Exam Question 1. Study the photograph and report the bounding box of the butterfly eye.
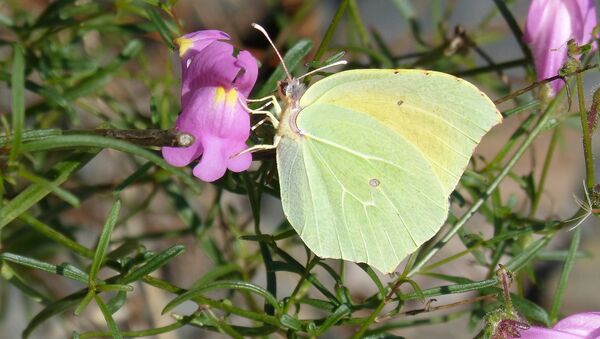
[277,80,288,98]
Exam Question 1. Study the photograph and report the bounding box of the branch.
[66,129,194,147]
[494,64,597,105]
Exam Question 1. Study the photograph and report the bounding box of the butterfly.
[248,24,502,273]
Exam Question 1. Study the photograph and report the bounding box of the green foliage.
[0,1,597,338]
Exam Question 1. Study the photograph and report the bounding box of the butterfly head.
[278,78,306,103]
[252,23,346,106]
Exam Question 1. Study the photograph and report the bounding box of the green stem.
[313,0,349,62]
[347,0,370,48]
[491,0,532,67]
[19,213,95,258]
[8,44,25,166]
[577,72,595,190]
[530,128,560,216]
[142,277,283,328]
[456,58,527,77]
[549,227,581,323]
[408,87,566,277]
[78,322,185,338]
[483,113,537,172]
[353,251,420,338]
[352,299,387,339]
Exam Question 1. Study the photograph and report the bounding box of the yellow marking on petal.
[214,87,226,104]
[176,37,192,57]
[225,89,239,107]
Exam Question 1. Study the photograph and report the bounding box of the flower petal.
[553,312,600,337]
[523,0,551,43]
[193,136,228,182]
[518,326,582,339]
[162,142,203,167]
[227,142,252,173]
[176,30,230,60]
[570,0,597,45]
[185,87,251,139]
[176,87,252,181]
[525,0,574,93]
[524,0,598,94]
[182,40,258,106]
[233,50,259,97]
[161,101,207,167]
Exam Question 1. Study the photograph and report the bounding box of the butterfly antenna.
[252,23,292,81]
[297,60,348,80]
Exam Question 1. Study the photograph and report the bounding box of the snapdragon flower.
[523,0,597,94]
[162,30,258,182]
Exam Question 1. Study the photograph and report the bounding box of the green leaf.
[358,263,385,295]
[537,250,589,261]
[146,8,176,49]
[23,290,87,339]
[0,128,62,146]
[57,1,98,20]
[190,264,240,289]
[162,280,282,315]
[20,134,202,193]
[94,294,123,339]
[0,263,49,304]
[511,293,551,327]
[89,200,121,286]
[279,314,302,331]
[20,213,95,258]
[74,290,95,316]
[550,227,581,322]
[96,284,133,292]
[298,297,336,311]
[0,152,95,230]
[400,279,497,301]
[78,321,187,338]
[119,244,185,284]
[8,43,25,165]
[17,169,80,207]
[316,304,351,335]
[106,291,127,315]
[0,252,89,284]
[63,40,142,100]
[113,161,153,194]
[504,236,551,273]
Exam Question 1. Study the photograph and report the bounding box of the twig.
[377,294,495,321]
[494,64,597,105]
[67,129,194,147]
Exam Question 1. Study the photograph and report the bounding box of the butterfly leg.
[232,135,281,158]
[246,95,282,115]
[251,117,269,131]
[244,95,281,129]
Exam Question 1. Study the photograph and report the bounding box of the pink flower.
[162,30,258,182]
[523,0,597,94]
[516,312,600,338]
